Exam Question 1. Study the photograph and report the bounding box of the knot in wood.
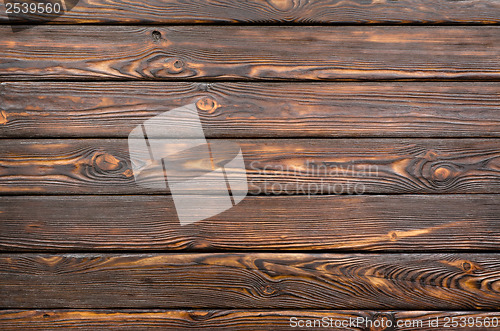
[262,284,277,295]
[196,97,219,113]
[151,30,162,42]
[389,231,398,241]
[428,163,459,187]
[95,153,121,171]
[165,59,185,74]
[432,166,451,181]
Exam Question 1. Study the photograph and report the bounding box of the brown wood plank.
[1,195,499,251]
[1,310,499,330]
[1,139,499,194]
[1,0,500,24]
[1,26,500,81]
[2,82,500,138]
[1,253,500,309]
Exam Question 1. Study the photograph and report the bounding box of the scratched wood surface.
[2,82,500,138]
[1,139,499,194]
[1,195,499,251]
[2,0,500,24]
[2,26,500,81]
[1,253,499,309]
[1,310,499,330]
[1,1,500,329]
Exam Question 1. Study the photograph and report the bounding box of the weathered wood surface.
[1,253,500,309]
[1,195,499,251]
[2,26,500,81]
[0,139,499,194]
[2,0,500,24]
[2,82,500,138]
[1,310,499,330]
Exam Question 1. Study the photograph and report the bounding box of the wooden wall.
[1,0,499,329]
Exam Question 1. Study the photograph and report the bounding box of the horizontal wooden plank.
[1,139,499,194]
[2,0,500,24]
[1,195,499,251]
[2,82,500,138]
[1,310,499,330]
[1,253,500,309]
[2,26,500,81]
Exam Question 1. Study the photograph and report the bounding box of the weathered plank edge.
[2,82,500,138]
[1,0,500,24]
[1,253,500,309]
[0,309,499,330]
[2,26,500,81]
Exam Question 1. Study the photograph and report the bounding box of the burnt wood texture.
[1,26,500,81]
[1,0,500,24]
[0,139,499,194]
[1,0,500,329]
[1,195,499,251]
[0,310,499,330]
[1,253,500,309]
[1,82,500,138]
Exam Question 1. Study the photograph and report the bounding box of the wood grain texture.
[1,0,500,24]
[1,310,499,330]
[1,139,499,194]
[1,253,500,309]
[2,82,500,138]
[2,26,500,81]
[1,195,499,251]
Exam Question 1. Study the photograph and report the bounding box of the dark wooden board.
[1,139,499,194]
[1,195,499,251]
[1,253,500,309]
[0,0,498,323]
[1,0,500,24]
[2,26,500,81]
[1,310,499,330]
[2,82,500,138]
